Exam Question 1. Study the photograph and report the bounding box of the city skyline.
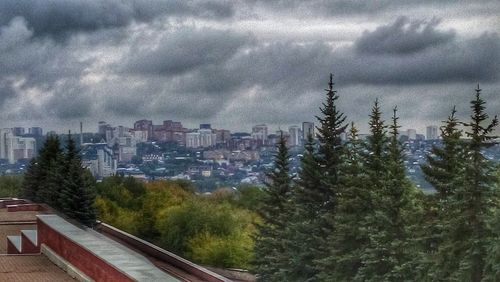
[0,1,498,134]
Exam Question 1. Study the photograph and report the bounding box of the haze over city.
[0,0,498,134]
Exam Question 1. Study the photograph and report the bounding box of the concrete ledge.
[41,244,94,282]
[99,223,231,282]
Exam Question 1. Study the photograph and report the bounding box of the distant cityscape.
[1,121,499,191]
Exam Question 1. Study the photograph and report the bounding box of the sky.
[0,0,498,134]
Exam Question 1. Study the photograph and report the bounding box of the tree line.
[22,133,96,227]
[95,177,259,268]
[253,75,499,282]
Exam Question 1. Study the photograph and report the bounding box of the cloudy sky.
[0,0,498,134]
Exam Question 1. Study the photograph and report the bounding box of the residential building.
[251,124,268,146]
[0,129,36,164]
[426,125,439,140]
[302,122,314,140]
[81,143,117,179]
[407,129,417,140]
[288,125,301,146]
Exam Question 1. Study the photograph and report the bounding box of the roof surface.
[0,255,74,281]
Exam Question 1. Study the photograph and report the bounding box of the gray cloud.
[0,0,235,38]
[124,27,252,76]
[355,17,455,55]
[0,0,497,134]
[251,0,500,18]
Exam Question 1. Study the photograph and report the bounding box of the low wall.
[0,199,28,209]
[37,218,133,282]
[99,223,231,282]
[7,204,44,212]
[21,233,39,253]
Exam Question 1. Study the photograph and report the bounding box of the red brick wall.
[6,239,20,254]
[37,218,133,282]
[21,233,39,253]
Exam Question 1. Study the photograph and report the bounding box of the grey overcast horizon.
[0,0,498,135]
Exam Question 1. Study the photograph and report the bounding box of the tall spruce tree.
[59,133,97,227]
[433,85,498,281]
[383,106,416,280]
[419,106,465,279]
[421,106,464,199]
[253,133,293,281]
[23,135,63,204]
[352,99,387,281]
[286,133,324,281]
[314,74,348,256]
[357,105,417,281]
[22,158,40,201]
[319,122,369,281]
[363,99,387,191]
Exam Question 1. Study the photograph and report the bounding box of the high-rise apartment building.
[407,129,417,140]
[288,125,301,146]
[81,143,117,179]
[251,124,268,146]
[28,127,43,136]
[186,129,216,148]
[426,125,439,140]
[302,122,314,140]
[133,120,153,141]
[0,129,36,164]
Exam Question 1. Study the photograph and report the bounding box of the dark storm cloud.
[101,15,500,125]
[0,0,497,133]
[355,17,456,55]
[124,27,252,76]
[0,0,235,38]
[252,0,500,17]
[44,80,94,119]
[0,80,17,107]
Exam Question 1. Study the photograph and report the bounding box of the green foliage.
[253,133,294,281]
[187,230,253,269]
[319,123,369,281]
[234,184,265,211]
[0,175,23,197]
[95,179,257,269]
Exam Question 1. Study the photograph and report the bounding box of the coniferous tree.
[421,106,464,199]
[434,85,498,281]
[357,105,417,281]
[353,99,387,281]
[59,133,97,227]
[418,107,465,279]
[382,106,417,280]
[23,135,63,204]
[319,123,368,281]
[253,133,293,281]
[22,158,40,201]
[314,73,348,260]
[287,133,324,281]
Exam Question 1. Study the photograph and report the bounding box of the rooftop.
[0,255,74,281]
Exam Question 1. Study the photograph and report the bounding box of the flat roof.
[37,214,180,282]
[0,255,74,281]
